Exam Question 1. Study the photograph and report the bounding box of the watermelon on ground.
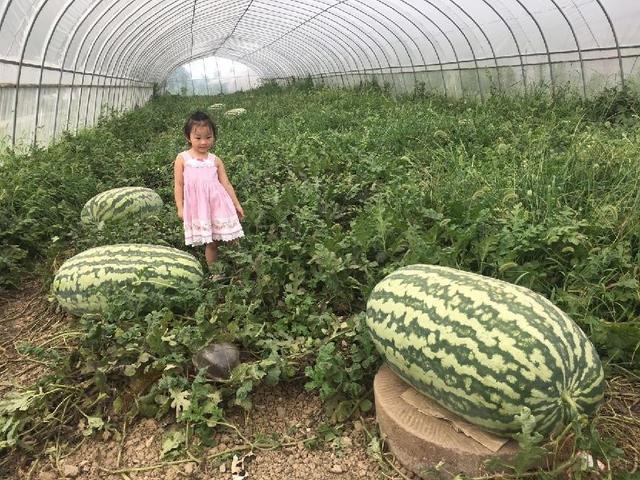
[81,187,163,225]
[365,264,604,437]
[52,244,203,316]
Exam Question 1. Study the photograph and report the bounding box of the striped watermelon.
[224,108,246,117]
[366,264,604,437]
[52,244,203,316]
[81,187,163,225]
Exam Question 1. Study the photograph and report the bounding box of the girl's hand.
[177,208,184,220]
[236,205,245,220]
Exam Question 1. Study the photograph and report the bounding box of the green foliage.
[0,84,639,476]
[304,313,380,422]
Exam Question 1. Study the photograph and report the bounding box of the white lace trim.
[186,218,241,231]
[186,231,244,245]
[184,218,244,246]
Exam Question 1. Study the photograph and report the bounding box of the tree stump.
[374,363,521,479]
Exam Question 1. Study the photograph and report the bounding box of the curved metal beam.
[11,0,49,147]
[125,3,378,89]
[123,12,338,83]
[33,0,80,145]
[417,0,484,99]
[480,0,527,91]
[512,0,555,93]
[548,0,587,98]
[124,1,374,85]
[592,0,625,89]
[447,0,502,91]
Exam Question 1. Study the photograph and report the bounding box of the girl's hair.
[184,111,218,143]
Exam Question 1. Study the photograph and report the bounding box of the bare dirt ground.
[0,285,413,480]
[1,285,639,480]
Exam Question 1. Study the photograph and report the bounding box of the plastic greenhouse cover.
[1,0,638,81]
[1,0,639,146]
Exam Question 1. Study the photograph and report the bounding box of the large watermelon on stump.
[81,187,163,225]
[365,264,604,437]
[52,244,203,316]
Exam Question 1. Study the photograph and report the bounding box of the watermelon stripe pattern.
[52,244,203,316]
[81,187,163,225]
[366,264,604,436]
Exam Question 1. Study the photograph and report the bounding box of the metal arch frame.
[399,0,466,95]
[214,24,355,80]
[158,32,352,91]
[32,0,77,145]
[281,0,396,84]
[126,15,342,87]
[127,12,344,84]
[510,0,555,93]
[389,0,449,95]
[256,0,404,91]
[374,0,495,96]
[128,1,378,89]
[479,0,528,91]
[59,0,143,134]
[89,1,198,125]
[592,0,625,89]
[414,0,485,99]
[240,0,402,91]
[304,2,394,84]
[73,0,154,130]
[53,0,114,136]
[104,0,250,109]
[372,0,432,92]
[547,0,586,98]
[10,0,53,147]
[117,5,325,82]
[246,1,384,86]
[342,0,420,92]
[157,38,311,85]
[0,1,13,31]
[182,0,376,86]
[211,0,254,57]
[276,0,391,85]
[446,0,502,91]
[79,0,196,128]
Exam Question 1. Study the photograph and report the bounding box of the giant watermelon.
[366,264,604,436]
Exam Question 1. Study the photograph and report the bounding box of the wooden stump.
[374,363,521,479]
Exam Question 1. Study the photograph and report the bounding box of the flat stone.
[62,464,80,478]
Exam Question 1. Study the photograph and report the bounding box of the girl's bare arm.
[217,157,244,219]
[174,155,185,218]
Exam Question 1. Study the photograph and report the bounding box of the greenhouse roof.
[1,0,639,146]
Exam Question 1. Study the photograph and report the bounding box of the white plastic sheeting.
[1,0,639,147]
[166,57,262,95]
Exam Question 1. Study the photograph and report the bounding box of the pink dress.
[181,150,244,245]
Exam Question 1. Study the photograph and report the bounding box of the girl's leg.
[205,241,219,266]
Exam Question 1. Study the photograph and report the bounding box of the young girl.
[174,111,244,268]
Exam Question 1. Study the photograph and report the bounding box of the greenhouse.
[1,1,639,479]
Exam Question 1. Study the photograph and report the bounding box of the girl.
[174,111,244,268]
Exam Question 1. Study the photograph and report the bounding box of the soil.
[1,284,639,480]
[0,285,414,480]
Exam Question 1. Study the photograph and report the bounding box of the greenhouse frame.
[1,0,639,147]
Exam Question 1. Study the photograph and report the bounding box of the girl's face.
[188,124,214,155]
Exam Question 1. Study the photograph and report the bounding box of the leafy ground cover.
[0,81,639,478]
